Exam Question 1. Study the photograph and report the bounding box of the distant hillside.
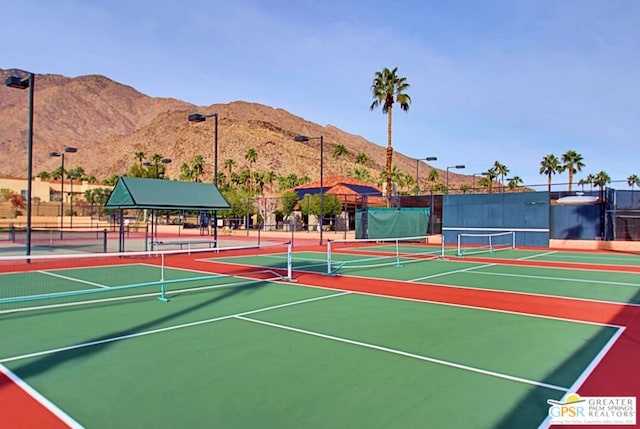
[0,69,468,189]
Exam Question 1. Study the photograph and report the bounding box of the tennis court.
[1,238,639,428]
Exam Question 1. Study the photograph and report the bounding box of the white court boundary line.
[468,270,640,288]
[236,315,569,392]
[536,326,626,429]
[517,250,558,260]
[0,363,83,429]
[1,278,628,426]
[0,291,351,364]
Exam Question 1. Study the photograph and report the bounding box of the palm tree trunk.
[385,106,393,207]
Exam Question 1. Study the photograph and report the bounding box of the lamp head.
[49,152,61,158]
[64,147,78,153]
[5,75,29,89]
[294,135,309,142]
[188,113,206,122]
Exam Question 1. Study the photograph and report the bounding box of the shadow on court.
[495,288,640,428]
[3,279,270,383]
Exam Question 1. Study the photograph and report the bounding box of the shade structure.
[105,177,230,211]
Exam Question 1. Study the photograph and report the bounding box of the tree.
[627,174,640,191]
[355,151,370,166]
[493,160,509,192]
[561,150,585,193]
[224,159,236,185]
[179,162,194,182]
[593,171,611,198]
[369,66,411,207]
[245,148,258,191]
[36,171,51,179]
[486,167,498,193]
[9,193,26,218]
[348,166,373,183]
[460,184,471,194]
[478,175,492,192]
[507,176,523,191]
[134,151,145,168]
[280,191,299,217]
[332,143,349,175]
[191,155,205,182]
[539,154,561,192]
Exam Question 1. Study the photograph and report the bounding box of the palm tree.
[355,151,370,166]
[593,171,611,199]
[224,158,236,181]
[561,150,585,193]
[332,143,349,175]
[134,151,146,168]
[370,66,411,206]
[263,170,277,193]
[191,155,205,182]
[627,174,640,191]
[486,167,498,193]
[245,148,258,191]
[493,160,509,192]
[428,168,439,184]
[577,178,589,192]
[628,174,640,206]
[539,154,561,192]
[179,162,193,182]
[478,176,492,192]
[348,166,373,183]
[507,176,523,191]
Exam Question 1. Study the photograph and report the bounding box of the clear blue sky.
[2,0,639,188]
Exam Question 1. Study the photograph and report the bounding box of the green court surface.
[217,250,640,305]
[1,270,620,428]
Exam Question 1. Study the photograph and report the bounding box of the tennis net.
[456,231,516,256]
[0,241,292,314]
[2,227,109,253]
[326,235,443,275]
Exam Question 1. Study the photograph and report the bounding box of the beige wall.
[0,176,112,203]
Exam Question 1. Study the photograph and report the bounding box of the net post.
[457,233,462,257]
[102,229,107,253]
[489,234,493,253]
[512,231,516,249]
[157,252,170,302]
[327,240,332,275]
[280,242,297,282]
[394,239,403,267]
[441,233,445,259]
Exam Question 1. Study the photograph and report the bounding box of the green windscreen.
[356,207,430,239]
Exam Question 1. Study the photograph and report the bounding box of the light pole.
[415,156,437,195]
[143,158,171,244]
[446,165,466,194]
[5,70,34,257]
[49,147,78,235]
[188,112,219,247]
[472,172,488,193]
[68,173,81,229]
[294,135,324,245]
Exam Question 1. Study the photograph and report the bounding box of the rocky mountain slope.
[1,69,466,189]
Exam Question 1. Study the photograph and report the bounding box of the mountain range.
[0,68,468,191]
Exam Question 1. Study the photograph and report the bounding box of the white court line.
[518,251,558,260]
[411,263,496,282]
[0,363,83,429]
[235,315,569,393]
[536,326,626,429]
[39,270,109,289]
[468,271,640,288]
[0,291,351,364]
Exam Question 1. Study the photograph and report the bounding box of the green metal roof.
[105,177,230,210]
